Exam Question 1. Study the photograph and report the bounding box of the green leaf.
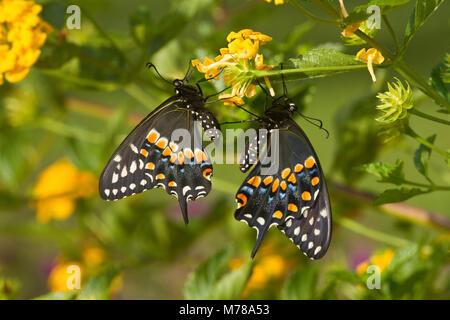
[77,264,122,300]
[362,160,405,185]
[256,49,365,82]
[414,134,436,179]
[429,55,450,103]
[373,187,430,205]
[34,291,78,300]
[404,0,443,48]
[183,247,233,300]
[280,266,319,300]
[209,261,253,300]
[345,0,412,25]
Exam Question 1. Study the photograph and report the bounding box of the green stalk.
[290,0,339,25]
[409,109,450,126]
[338,217,410,247]
[405,126,450,159]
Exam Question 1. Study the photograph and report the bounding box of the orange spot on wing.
[272,210,283,219]
[203,168,212,179]
[195,149,208,163]
[147,130,159,144]
[178,152,184,165]
[294,164,304,173]
[184,148,194,159]
[156,173,165,180]
[162,147,172,157]
[302,191,311,201]
[288,173,297,184]
[170,154,177,164]
[168,181,177,187]
[141,149,148,157]
[281,168,291,179]
[272,178,280,193]
[247,176,261,188]
[236,193,247,207]
[263,176,273,185]
[311,177,320,186]
[288,203,298,212]
[280,181,287,191]
[305,156,315,169]
[155,138,168,149]
[146,162,155,170]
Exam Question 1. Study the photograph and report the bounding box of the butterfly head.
[173,79,203,102]
[265,96,297,121]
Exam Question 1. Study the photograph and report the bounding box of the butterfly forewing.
[234,119,331,259]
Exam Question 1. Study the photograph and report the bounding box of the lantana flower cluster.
[192,29,274,106]
[0,0,52,85]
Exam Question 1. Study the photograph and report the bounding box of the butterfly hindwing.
[235,119,331,259]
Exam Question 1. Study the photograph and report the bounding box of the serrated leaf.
[413,134,436,179]
[77,264,122,300]
[373,187,429,205]
[404,0,443,48]
[429,57,450,103]
[345,0,412,25]
[209,261,253,300]
[183,247,233,300]
[280,266,320,300]
[34,291,78,300]
[362,160,405,185]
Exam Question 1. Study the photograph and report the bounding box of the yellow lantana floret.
[0,0,52,85]
[264,0,285,5]
[356,48,385,82]
[32,159,97,223]
[192,29,273,106]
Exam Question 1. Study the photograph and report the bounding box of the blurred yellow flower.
[341,23,361,37]
[230,251,288,297]
[48,261,83,292]
[264,0,285,5]
[355,48,384,82]
[32,159,97,223]
[82,246,106,267]
[356,249,395,275]
[0,0,52,85]
[192,29,273,106]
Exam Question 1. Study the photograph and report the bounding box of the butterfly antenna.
[146,62,172,85]
[295,110,330,138]
[280,62,288,97]
[219,118,259,126]
[183,63,193,82]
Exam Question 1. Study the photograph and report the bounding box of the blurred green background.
[0,0,448,299]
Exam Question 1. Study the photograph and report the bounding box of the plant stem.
[312,0,340,19]
[338,217,410,247]
[382,15,398,54]
[405,126,450,158]
[290,0,339,25]
[409,109,450,126]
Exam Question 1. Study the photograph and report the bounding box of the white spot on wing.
[113,155,121,162]
[320,208,328,218]
[129,183,136,190]
[183,186,191,196]
[104,189,110,196]
[121,187,126,193]
[130,161,137,173]
[112,173,119,184]
[130,144,138,154]
[121,166,127,177]
[257,217,265,225]
[314,246,322,255]
[294,226,300,236]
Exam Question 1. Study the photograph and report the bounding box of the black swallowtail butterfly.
[99,64,220,225]
[234,94,332,260]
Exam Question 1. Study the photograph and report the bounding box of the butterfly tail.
[178,197,189,226]
[250,225,269,259]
